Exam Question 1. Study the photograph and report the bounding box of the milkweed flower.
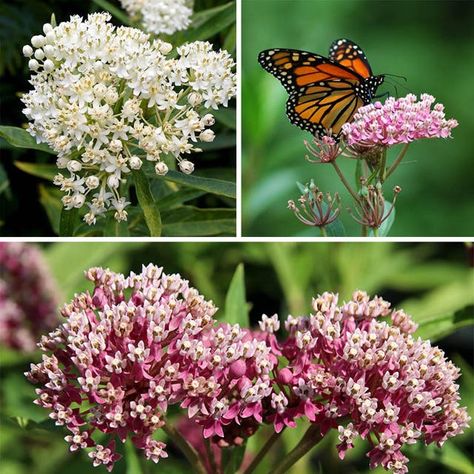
[342,94,458,147]
[0,243,58,351]
[267,291,470,474]
[119,0,192,35]
[21,13,236,225]
[26,264,220,471]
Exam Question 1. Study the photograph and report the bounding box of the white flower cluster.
[120,0,192,35]
[21,13,236,225]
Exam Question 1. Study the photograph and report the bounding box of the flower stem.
[319,226,328,237]
[132,169,162,237]
[373,227,379,237]
[272,425,323,474]
[379,148,387,183]
[243,429,284,474]
[331,161,360,203]
[386,143,410,179]
[162,422,208,474]
[361,225,368,237]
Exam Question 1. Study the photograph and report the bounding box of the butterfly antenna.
[384,73,407,82]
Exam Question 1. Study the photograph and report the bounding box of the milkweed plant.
[0,1,236,237]
[23,262,470,474]
[288,94,458,236]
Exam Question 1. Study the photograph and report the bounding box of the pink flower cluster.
[0,242,58,351]
[26,265,470,474]
[342,94,458,146]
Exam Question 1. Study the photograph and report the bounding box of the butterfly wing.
[329,38,373,78]
[258,48,365,137]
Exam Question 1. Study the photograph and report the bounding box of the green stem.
[272,425,323,474]
[361,225,368,237]
[319,226,328,237]
[132,169,162,237]
[373,227,379,237]
[386,143,410,179]
[243,430,283,474]
[162,423,207,474]
[331,161,360,203]
[379,148,387,183]
[59,207,78,237]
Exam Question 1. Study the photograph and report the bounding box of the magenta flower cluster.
[0,242,58,351]
[342,93,458,147]
[26,266,470,474]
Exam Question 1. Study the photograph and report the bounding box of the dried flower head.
[26,264,217,471]
[0,243,58,351]
[342,94,458,147]
[21,13,236,225]
[119,0,192,35]
[288,180,340,229]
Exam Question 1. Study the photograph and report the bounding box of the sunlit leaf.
[224,264,249,327]
[14,161,56,181]
[0,126,54,154]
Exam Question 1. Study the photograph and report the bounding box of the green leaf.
[325,216,346,237]
[213,108,236,130]
[157,188,205,210]
[0,162,10,195]
[224,264,249,327]
[161,170,236,199]
[59,207,79,237]
[355,159,363,191]
[38,185,62,235]
[223,23,236,53]
[199,132,235,151]
[125,439,143,474]
[104,214,129,237]
[162,217,235,236]
[0,126,55,154]
[14,161,56,181]
[222,443,246,474]
[184,3,235,43]
[369,201,395,237]
[415,305,474,342]
[91,0,132,25]
[133,169,162,237]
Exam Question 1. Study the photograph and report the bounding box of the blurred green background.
[1,242,473,473]
[242,0,474,236]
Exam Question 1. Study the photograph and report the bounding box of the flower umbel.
[342,93,458,147]
[21,13,236,225]
[288,180,340,230]
[304,135,342,163]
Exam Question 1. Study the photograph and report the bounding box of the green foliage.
[224,263,249,326]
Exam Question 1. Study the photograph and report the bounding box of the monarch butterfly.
[258,38,385,139]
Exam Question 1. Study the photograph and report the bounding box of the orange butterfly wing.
[329,38,373,79]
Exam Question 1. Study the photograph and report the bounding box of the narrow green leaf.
[223,23,236,53]
[14,161,56,181]
[0,126,55,154]
[369,201,395,237]
[355,159,363,191]
[199,132,235,151]
[104,214,129,237]
[157,188,205,210]
[213,108,236,130]
[325,216,346,237]
[191,2,233,28]
[415,305,474,341]
[162,218,235,236]
[133,169,162,236]
[160,170,236,199]
[59,207,79,237]
[125,439,143,474]
[91,0,132,25]
[0,162,10,195]
[224,264,249,327]
[38,184,62,235]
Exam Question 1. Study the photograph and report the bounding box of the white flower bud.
[159,42,173,55]
[34,49,45,60]
[201,114,215,127]
[107,174,120,188]
[179,160,194,175]
[42,23,53,34]
[45,31,56,43]
[28,59,39,71]
[155,162,169,176]
[104,89,118,105]
[43,59,54,73]
[109,139,123,153]
[43,45,55,57]
[93,83,107,99]
[22,45,33,57]
[199,129,215,142]
[93,61,104,72]
[71,194,86,208]
[31,35,45,48]
[129,156,142,170]
[188,92,202,106]
[86,176,100,189]
[67,160,82,173]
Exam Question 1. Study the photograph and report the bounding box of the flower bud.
[45,31,56,43]
[43,60,54,73]
[43,45,55,57]
[229,360,247,379]
[31,35,45,48]
[155,162,169,176]
[71,194,86,208]
[109,139,123,153]
[42,23,53,34]
[199,129,215,142]
[22,45,33,57]
[201,114,215,127]
[179,160,194,175]
[107,175,120,188]
[105,89,119,105]
[129,156,142,170]
[67,160,82,173]
[86,176,100,189]
[278,368,293,384]
[28,59,39,71]
[159,42,173,55]
[34,48,45,60]
[188,92,202,107]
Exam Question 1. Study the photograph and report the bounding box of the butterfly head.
[356,75,385,104]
